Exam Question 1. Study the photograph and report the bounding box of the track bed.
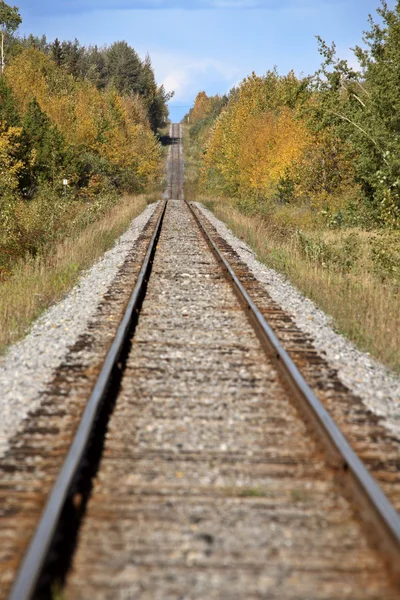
[4,125,400,600]
[64,200,396,598]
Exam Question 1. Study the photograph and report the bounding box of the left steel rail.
[9,200,168,600]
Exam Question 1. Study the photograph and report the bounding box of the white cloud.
[148,50,241,102]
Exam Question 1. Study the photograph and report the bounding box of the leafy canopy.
[0,1,21,34]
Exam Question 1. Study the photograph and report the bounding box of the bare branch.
[351,93,366,108]
[330,110,387,162]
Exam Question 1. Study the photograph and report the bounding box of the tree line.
[16,36,172,133]
[0,1,172,277]
[187,0,400,230]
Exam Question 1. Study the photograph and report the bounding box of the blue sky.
[16,0,394,122]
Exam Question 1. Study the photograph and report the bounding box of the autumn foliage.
[5,49,161,189]
[0,43,166,278]
[188,3,400,230]
[190,72,355,222]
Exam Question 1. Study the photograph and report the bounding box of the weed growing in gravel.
[238,488,272,497]
[223,486,273,498]
[291,488,311,503]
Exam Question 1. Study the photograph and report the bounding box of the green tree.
[22,99,67,191]
[60,38,84,79]
[0,1,21,73]
[0,74,19,125]
[105,41,142,95]
[310,1,400,225]
[103,43,172,130]
[51,37,63,67]
[353,0,400,223]
[19,33,47,52]
[136,54,172,130]
[82,45,108,89]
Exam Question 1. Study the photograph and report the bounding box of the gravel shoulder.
[0,202,158,459]
[195,202,400,441]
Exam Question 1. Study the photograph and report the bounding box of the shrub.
[371,233,400,283]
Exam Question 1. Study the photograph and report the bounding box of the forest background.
[0,1,171,277]
[185,0,400,371]
[0,0,171,350]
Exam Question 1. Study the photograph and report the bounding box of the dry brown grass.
[200,197,400,373]
[0,194,151,353]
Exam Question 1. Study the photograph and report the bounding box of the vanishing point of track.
[6,124,400,599]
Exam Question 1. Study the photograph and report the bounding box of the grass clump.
[238,487,271,498]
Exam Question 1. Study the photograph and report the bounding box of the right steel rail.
[187,200,400,582]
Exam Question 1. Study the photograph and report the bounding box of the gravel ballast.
[0,202,158,458]
[195,202,400,441]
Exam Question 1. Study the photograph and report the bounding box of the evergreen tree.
[20,33,47,51]
[105,41,142,95]
[139,54,173,131]
[22,99,67,188]
[60,38,84,79]
[0,74,19,125]
[83,45,107,89]
[51,38,63,67]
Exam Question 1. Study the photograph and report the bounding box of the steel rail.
[9,200,168,600]
[186,200,400,582]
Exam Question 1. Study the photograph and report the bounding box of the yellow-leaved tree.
[202,72,310,200]
[5,48,161,190]
[200,69,355,217]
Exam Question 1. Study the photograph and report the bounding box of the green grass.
[238,487,271,497]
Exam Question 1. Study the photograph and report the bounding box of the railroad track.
[3,123,400,599]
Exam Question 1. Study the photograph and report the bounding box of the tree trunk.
[1,31,4,73]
